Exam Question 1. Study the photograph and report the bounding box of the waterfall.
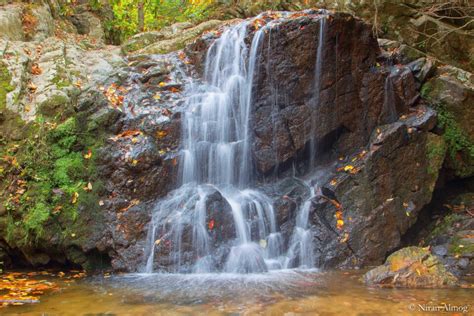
[144,18,284,274]
[284,188,316,269]
[309,15,327,170]
[382,71,399,123]
[144,12,328,274]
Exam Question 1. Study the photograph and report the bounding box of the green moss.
[426,134,446,176]
[434,104,474,160]
[1,114,105,247]
[427,213,463,242]
[51,66,72,89]
[24,202,50,240]
[420,82,433,99]
[0,62,14,111]
[38,94,70,117]
[449,236,474,257]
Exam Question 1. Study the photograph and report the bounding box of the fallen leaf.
[156,130,168,138]
[84,149,92,159]
[31,63,42,75]
[27,82,37,93]
[340,233,349,243]
[52,205,62,214]
[259,239,267,248]
[208,219,215,231]
[336,219,344,230]
[71,192,79,204]
[343,165,354,172]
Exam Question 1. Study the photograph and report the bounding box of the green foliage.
[110,0,213,41]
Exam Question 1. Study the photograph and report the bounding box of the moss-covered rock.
[425,133,446,188]
[0,61,13,111]
[0,114,106,262]
[364,247,458,288]
[421,66,474,178]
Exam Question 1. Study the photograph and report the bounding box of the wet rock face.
[102,12,440,272]
[187,12,411,175]
[0,9,456,273]
[251,13,381,174]
[308,119,444,269]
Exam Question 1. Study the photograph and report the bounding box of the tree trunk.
[138,0,145,33]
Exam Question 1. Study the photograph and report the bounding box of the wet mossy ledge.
[0,110,107,269]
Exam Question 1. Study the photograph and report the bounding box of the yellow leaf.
[159,82,166,87]
[336,219,344,229]
[259,239,267,248]
[84,149,92,159]
[156,130,168,138]
[71,192,79,204]
[343,165,354,172]
[154,239,161,245]
[71,233,76,238]
[132,159,138,166]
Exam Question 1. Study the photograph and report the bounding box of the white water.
[144,13,328,274]
[309,14,327,170]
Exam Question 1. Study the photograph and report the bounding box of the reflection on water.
[4,270,473,315]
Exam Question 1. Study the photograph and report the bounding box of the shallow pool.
[3,269,473,315]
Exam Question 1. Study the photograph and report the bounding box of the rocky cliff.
[0,4,472,276]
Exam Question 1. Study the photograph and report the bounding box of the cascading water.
[144,12,328,274]
[309,13,327,170]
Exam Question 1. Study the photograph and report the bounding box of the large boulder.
[421,65,474,178]
[364,247,458,288]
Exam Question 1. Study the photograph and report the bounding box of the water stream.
[144,13,329,274]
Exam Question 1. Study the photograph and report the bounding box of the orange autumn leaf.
[208,219,215,231]
[156,130,168,138]
[84,149,92,159]
[31,63,42,75]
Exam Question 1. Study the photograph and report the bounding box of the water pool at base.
[4,270,472,315]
